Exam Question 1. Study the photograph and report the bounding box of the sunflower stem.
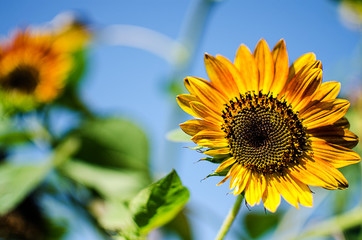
[215,194,244,240]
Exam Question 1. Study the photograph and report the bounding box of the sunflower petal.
[245,172,266,206]
[185,77,227,113]
[190,101,222,124]
[302,99,350,129]
[215,157,236,173]
[273,175,299,208]
[216,55,247,94]
[204,54,240,99]
[270,39,289,96]
[233,167,251,195]
[176,94,200,117]
[262,178,281,213]
[310,140,360,168]
[300,81,341,113]
[290,157,349,190]
[287,52,316,84]
[180,119,221,136]
[253,39,274,94]
[234,44,259,92]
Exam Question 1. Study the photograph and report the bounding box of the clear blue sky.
[1,1,361,239]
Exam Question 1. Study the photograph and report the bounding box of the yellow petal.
[203,148,230,156]
[262,178,281,213]
[245,172,266,206]
[176,94,200,117]
[290,157,349,190]
[191,130,226,143]
[273,174,299,208]
[233,167,251,195]
[234,44,259,92]
[288,176,313,207]
[215,157,236,173]
[270,39,289,97]
[310,140,360,168]
[216,54,247,94]
[180,119,220,136]
[204,54,240,99]
[253,39,275,94]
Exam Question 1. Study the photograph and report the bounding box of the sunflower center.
[1,65,40,94]
[222,91,309,174]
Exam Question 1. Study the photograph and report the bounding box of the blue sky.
[1,1,361,239]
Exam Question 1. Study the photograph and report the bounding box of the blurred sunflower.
[0,16,90,111]
[177,39,360,212]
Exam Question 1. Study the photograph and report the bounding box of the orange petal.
[308,126,359,149]
[291,69,323,112]
[180,119,221,136]
[286,52,316,85]
[302,99,350,129]
[204,54,240,99]
[185,77,227,113]
[300,81,341,113]
[253,39,275,94]
[234,44,259,92]
[190,101,222,125]
[270,39,289,97]
[216,54,247,94]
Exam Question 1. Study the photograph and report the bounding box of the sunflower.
[177,39,360,212]
[0,29,73,110]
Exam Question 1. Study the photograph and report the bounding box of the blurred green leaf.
[0,137,79,215]
[90,199,139,232]
[129,170,190,235]
[71,117,150,172]
[244,212,281,239]
[0,162,50,215]
[60,160,149,201]
[166,128,191,142]
[164,209,193,240]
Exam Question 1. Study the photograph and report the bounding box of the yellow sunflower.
[177,39,360,212]
[0,27,77,110]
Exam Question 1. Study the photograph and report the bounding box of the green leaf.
[164,209,193,240]
[129,170,189,235]
[244,212,281,239]
[60,160,149,201]
[0,137,79,215]
[90,199,138,232]
[71,118,150,172]
[166,128,191,142]
[0,162,50,214]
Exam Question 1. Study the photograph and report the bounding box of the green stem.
[215,194,244,240]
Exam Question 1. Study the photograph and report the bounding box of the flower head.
[177,39,360,212]
[0,17,90,111]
